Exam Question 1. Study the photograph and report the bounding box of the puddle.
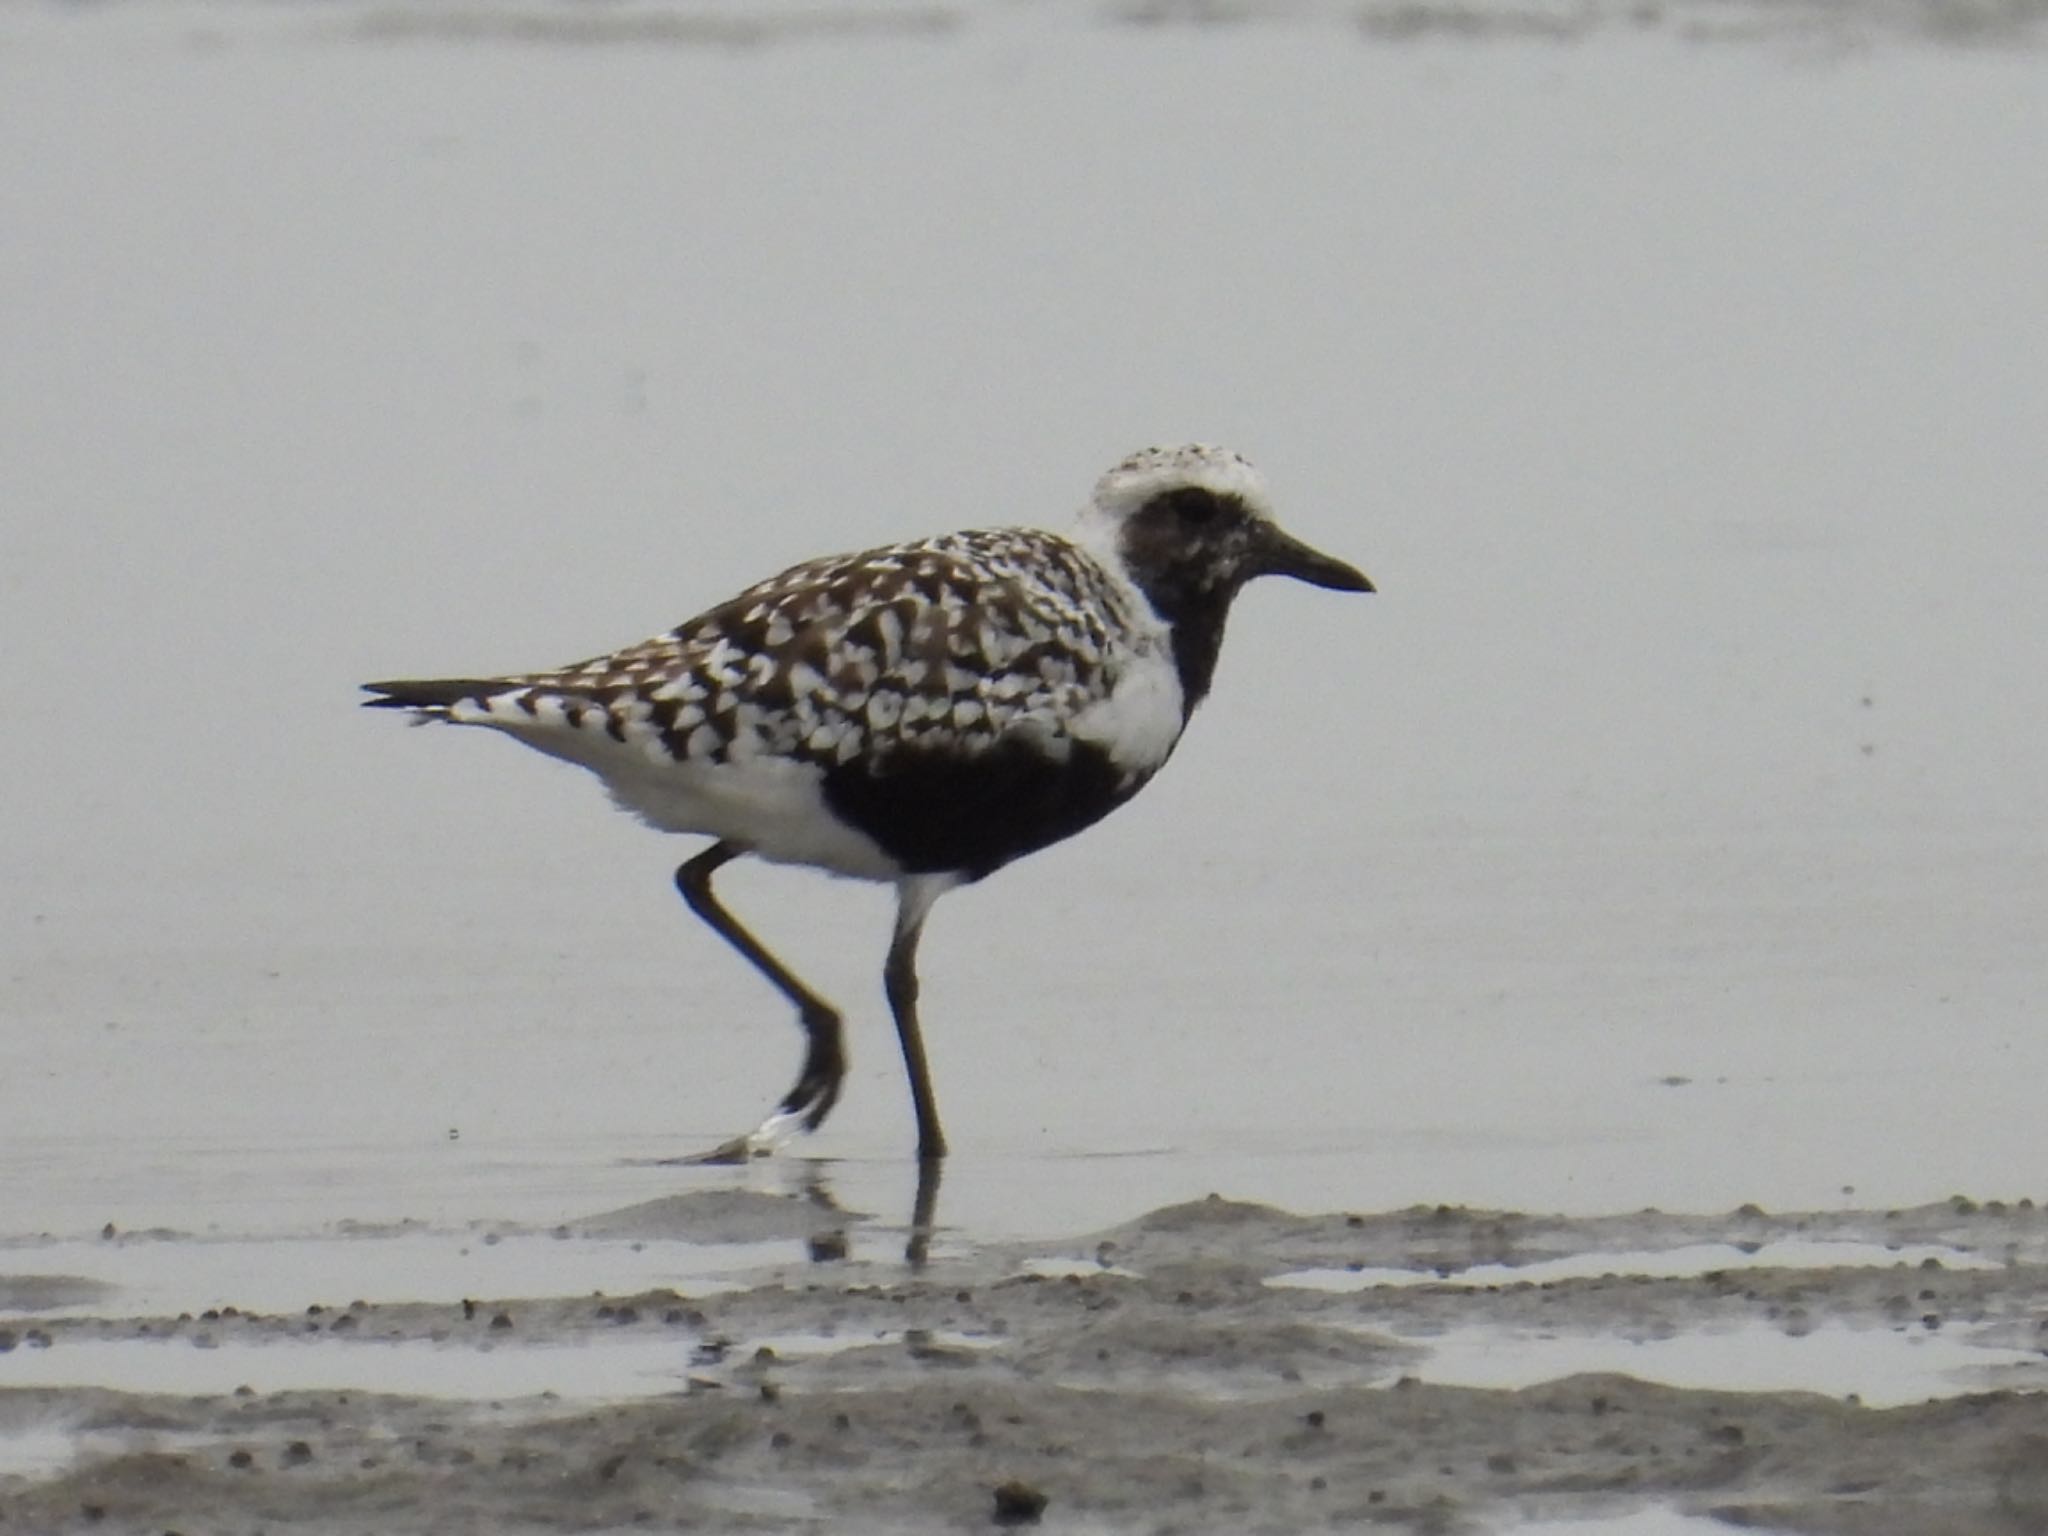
[0,1333,697,1405]
[1407,1317,2047,1408]
[0,1324,996,1414]
[0,1420,91,1481]
[0,1230,827,1319]
[1271,1239,2003,1292]
[0,1420,226,1482]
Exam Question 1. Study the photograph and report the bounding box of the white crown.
[1085,443,1274,525]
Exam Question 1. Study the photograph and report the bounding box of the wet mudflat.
[6,0,2048,1532]
[7,1190,2048,1534]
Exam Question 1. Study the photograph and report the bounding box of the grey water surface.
[3,0,2045,1245]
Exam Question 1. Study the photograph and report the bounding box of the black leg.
[906,1152,943,1268]
[790,1157,942,1269]
[884,879,949,1161]
[676,842,846,1138]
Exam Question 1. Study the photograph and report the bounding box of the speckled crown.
[1087,444,1274,523]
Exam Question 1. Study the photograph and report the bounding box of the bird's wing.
[371,530,1132,771]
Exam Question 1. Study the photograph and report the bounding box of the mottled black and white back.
[366,443,1372,1162]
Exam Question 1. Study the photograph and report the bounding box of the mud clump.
[991,1477,1049,1524]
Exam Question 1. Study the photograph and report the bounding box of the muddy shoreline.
[6,1195,2047,1533]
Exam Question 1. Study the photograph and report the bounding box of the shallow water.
[4,0,2047,1233]
[4,0,2048,1530]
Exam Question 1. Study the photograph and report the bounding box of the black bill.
[1253,526,1375,593]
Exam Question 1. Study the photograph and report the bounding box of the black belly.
[821,737,1139,882]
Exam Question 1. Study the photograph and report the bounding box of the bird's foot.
[665,1105,810,1166]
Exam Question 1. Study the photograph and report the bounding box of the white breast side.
[1069,642,1184,776]
[1060,557,1186,777]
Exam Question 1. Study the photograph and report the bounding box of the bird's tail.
[361,678,509,722]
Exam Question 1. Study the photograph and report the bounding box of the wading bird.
[365,444,1371,1161]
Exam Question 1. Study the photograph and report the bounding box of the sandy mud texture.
[5,1194,2048,1534]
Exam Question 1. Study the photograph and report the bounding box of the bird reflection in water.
[637,1153,943,1269]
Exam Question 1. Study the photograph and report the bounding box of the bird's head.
[1077,444,1374,613]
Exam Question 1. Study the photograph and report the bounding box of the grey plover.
[365,443,1371,1161]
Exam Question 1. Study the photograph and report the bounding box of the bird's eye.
[1165,488,1226,525]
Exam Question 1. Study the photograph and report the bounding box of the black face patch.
[1114,488,1263,707]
